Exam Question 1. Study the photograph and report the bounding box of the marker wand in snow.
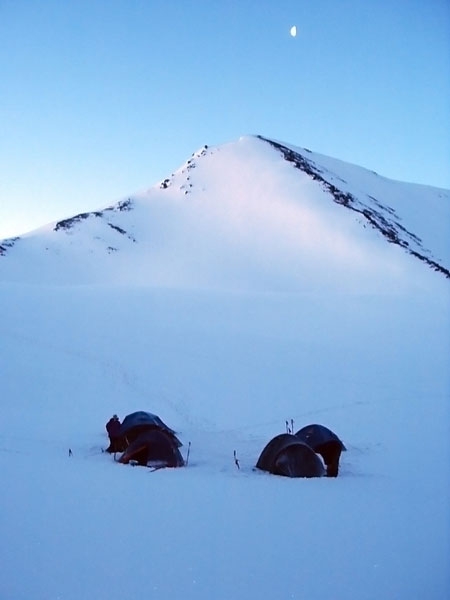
[185,441,191,466]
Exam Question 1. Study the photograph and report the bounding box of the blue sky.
[1,0,449,238]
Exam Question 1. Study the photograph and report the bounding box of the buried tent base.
[118,429,184,468]
[256,434,325,478]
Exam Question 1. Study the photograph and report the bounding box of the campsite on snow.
[104,410,345,478]
[1,135,449,600]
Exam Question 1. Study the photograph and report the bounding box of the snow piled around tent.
[1,136,449,600]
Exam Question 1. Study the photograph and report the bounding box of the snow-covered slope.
[1,136,449,600]
[1,135,449,289]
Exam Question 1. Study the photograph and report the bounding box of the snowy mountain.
[1,135,449,288]
[1,136,449,600]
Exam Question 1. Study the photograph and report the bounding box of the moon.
[290,25,297,38]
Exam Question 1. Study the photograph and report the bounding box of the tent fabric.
[119,411,182,446]
[256,434,325,478]
[295,424,345,478]
[118,430,184,468]
[295,424,346,451]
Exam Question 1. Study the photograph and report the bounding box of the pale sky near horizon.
[1,0,449,239]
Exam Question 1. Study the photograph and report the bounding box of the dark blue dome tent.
[117,411,183,469]
[295,424,346,477]
[120,411,182,446]
[256,433,325,478]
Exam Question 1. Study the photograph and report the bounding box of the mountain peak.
[1,136,449,287]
